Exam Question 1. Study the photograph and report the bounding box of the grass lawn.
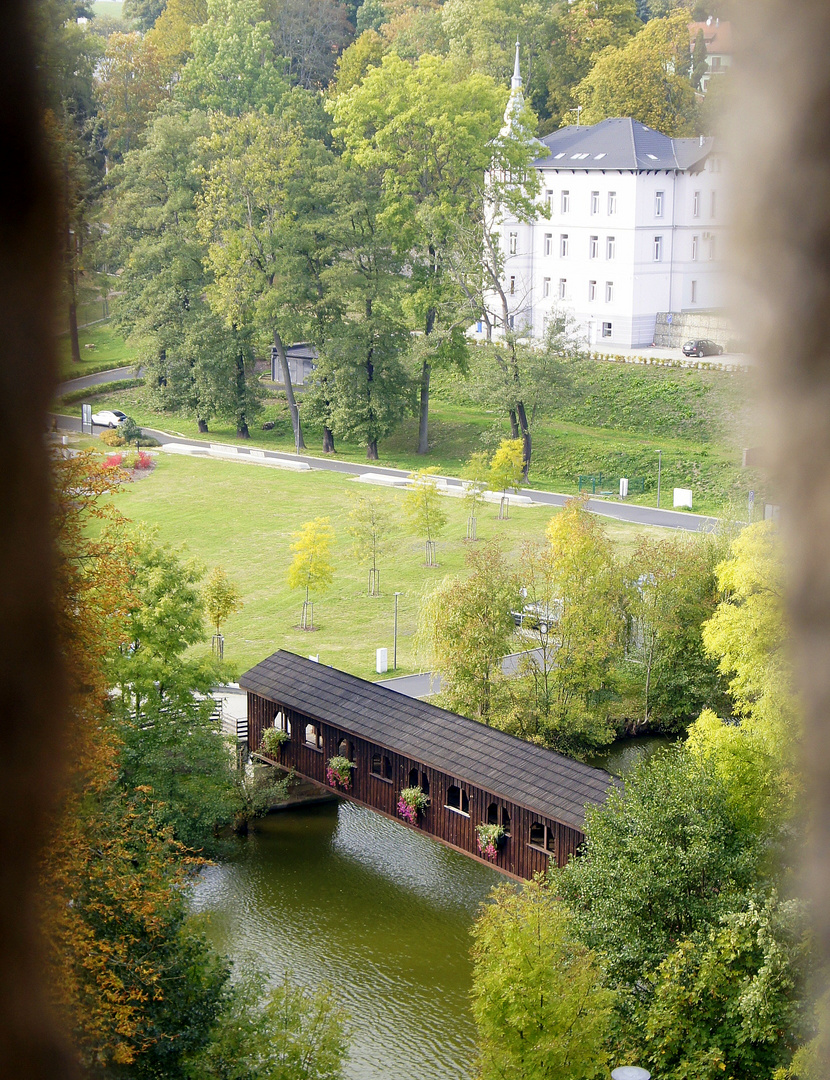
[58,322,138,377]
[108,449,665,680]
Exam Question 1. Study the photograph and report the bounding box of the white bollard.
[376,647,388,674]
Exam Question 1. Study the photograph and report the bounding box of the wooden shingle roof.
[240,650,618,831]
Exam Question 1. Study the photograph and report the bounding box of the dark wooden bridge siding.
[248,691,584,879]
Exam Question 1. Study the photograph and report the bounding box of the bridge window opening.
[371,754,382,775]
[409,768,419,788]
[275,711,290,736]
[529,822,556,856]
[338,738,353,759]
[304,722,321,750]
[383,756,393,779]
[421,773,429,795]
[487,803,499,826]
[446,785,470,816]
[501,808,511,836]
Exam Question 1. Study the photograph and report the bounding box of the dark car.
[682,338,724,357]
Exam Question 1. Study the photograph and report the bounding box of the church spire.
[501,40,525,135]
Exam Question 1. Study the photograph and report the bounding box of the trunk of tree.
[273,330,305,450]
[64,165,81,365]
[322,427,335,453]
[516,400,531,480]
[509,408,519,439]
[366,439,378,460]
[417,358,431,454]
[235,350,250,438]
[197,418,208,434]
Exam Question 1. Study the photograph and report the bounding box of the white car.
[91,409,129,428]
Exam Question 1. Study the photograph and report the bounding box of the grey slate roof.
[533,117,712,172]
[240,650,618,831]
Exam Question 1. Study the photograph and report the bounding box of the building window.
[561,189,570,213]
[558,278,567,299]
[692,235,698,261]
[608,191,617,214]
[653,235,663,261]
[528,823,557,856]
[711,190,717,217]
[371,753,382,774]
[591,190,599,215]
[589,235,598,259]
[560,233,569,257]
[384,756,392,779]
[606,236,615,259]
[693,190,700,217]
[605,280,614,303]
[487,803,499,826]
[543,277,551,298]
[475,320,482,333]
[709,235,717,260]
[655,190,664,217]
[446,785,470,816]
[508,315,515,330]
[588,280,597,302]
[544,233,552,256]
[501,808,511,835]
[602,321,612,338]
[338,738,352,759]
[691,279,698,303]
[711,54,722,71]
[275,710,290,736]
[508,231,517,255]
[509,275,515,295]
[304,722,322,750]
[545,188,553,214]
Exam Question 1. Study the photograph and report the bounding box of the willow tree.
[287,517,335,630]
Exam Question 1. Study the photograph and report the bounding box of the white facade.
[480,85,727,349]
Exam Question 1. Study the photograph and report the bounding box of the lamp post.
[656,449,662,509]
[393,592,402,670]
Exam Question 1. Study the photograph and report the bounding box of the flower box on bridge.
[240,650,618,880]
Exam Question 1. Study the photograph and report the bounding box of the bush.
[103,453,124,469]
[130,451,154,470]
[100,429,125,447]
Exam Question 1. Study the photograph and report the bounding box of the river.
[191,800,502,1080]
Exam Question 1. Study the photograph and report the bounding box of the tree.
[332,53,509,455]
[95,31,169,159]
[624,532,727,732]
[176,0,288,115]
[403,467,448,566]
[557,744,775,995]
[264,0,353,89]
[690,27,708,90]
[489,437,523,517]
[287,517,336,629]
[198,102,341,449]
[462,449,490,539]
[417,541,519,720]
[702,521,794,740]
[147,0,208,72]
[470,879,614,1080]
[347,492,394,595]
[186,975,347,1080]
[204,565,243,640]
[576,11,699,136]
[644,892,809,1080]
[124,0,168,31]
[329,28,385,97]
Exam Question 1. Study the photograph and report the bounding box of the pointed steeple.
[511,39,522,92]
[501,40,526,136]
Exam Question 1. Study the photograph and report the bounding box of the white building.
[479,52,727,350]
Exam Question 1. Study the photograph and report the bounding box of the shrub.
[103,453,124,469]
[131,451,153,470]
[100,430,125,447]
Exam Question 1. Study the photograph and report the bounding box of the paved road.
[58,366,143,395]
[52,410,719,534]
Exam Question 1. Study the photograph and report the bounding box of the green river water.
[191,736,669,1078]
[191,800,502,1080]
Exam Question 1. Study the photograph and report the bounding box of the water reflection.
[191,801,501,1080]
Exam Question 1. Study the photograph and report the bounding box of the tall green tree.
[576,11,699,135]
[471,880,614,1080]
[332,53,510,455]
[418,541,519,720]
[176,0,288,114]
[198,100,340,449]
[95,31,169,159]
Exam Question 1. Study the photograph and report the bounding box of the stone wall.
[653,310,736,348]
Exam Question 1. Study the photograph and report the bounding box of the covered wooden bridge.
[240,650,617,880]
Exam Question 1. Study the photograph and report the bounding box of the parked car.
[91,409,129,428]
[682,338,724,357]
[511,600,562,635]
